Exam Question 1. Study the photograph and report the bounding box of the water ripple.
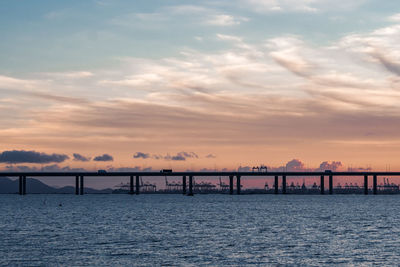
[0,195,400,265]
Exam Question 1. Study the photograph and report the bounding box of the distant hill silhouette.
[0,176,112,194]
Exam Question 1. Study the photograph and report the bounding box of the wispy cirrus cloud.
[2,15,400,168]
[238,0,368,13]
[388,13,400,23]
[110,4,247,28]
[41,71,94,79]
[0,75,42,90]
[205,14,248,26]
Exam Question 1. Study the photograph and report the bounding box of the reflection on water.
[0,195,399,265]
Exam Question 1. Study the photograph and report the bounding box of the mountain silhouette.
[0,176,112,194]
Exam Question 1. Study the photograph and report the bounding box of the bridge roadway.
[2,171,400,196]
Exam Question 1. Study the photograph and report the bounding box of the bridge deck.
[1,171,400,177]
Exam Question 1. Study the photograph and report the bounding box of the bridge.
[3,171,400,196]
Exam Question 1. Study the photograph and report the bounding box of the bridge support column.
[22,176,26,195]
[320,175,325,195]
[135,176,140,195]
[236,176,241,195]
[229,176,233,195]
[188,176,193,196]
[373,175,377,195]
[19,176,23,195]
[130,176,134,195]
[329,175,333,195]
[274,176,279,194]
[79,176,84,195]
[182,176,187,195]
[282,176,286,194]
[364,175,368,195]
[75,176,79,195]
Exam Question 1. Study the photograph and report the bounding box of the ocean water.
[1,194,400,266]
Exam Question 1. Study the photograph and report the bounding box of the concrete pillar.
[364,175,368,195]
[19,176,23,195]
[229,175,233,195]
[274,176,279,194]
[182,176,187,195]
[75,176,79,195]
[22,176,26,195]
[329,175,333,195]
[373,175,377,195]
[320,175,325,195]
[79,176,84,195]
[282,176,286,194]
[130,176,134,195]
[135,176,140,195]
[236,176,241,195]
[188,176,193,196]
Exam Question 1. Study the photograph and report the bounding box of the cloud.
[171,155,185,161]
[238,166,252,171]
[370,50,400,76]
[167,5,208,14]
[242,0,318,13]
[347,166,372,172]
[165,153,185,161]
[3,164,155,172]
[285,159,305,171]
[133,151,199,160]
[265,159,344,172]
[28,92,88,104]
[216,34,243,42]
[107,166,155,172]
[173,6,248,26]
[4,164,86,172]
[199,168,218,172]
[239,0,367,13]
[337,24,400,78]
[1,159,346,173]
[0,75,42,90]
[42,71,94,79]
[3,16,400,166]
[317,161,343,171]
[152,154,163,160]
[0,74,88,107]
[0,150,69,164]
[205,14,248,26]
[267,36,314,78]
[93,154,114,161]
[111,12,167,27]
[112,5,246,29]
[388,13,400,22]
[133,152,150,159]
[180,152,198,159]
[164,152,199,161]
[40,165,87,172]
[73,153,90,162]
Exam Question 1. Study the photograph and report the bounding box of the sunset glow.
[1,1,400,173]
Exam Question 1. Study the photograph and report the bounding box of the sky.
[1,0,400,182]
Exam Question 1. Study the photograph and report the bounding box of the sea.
[1,194,399,266]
